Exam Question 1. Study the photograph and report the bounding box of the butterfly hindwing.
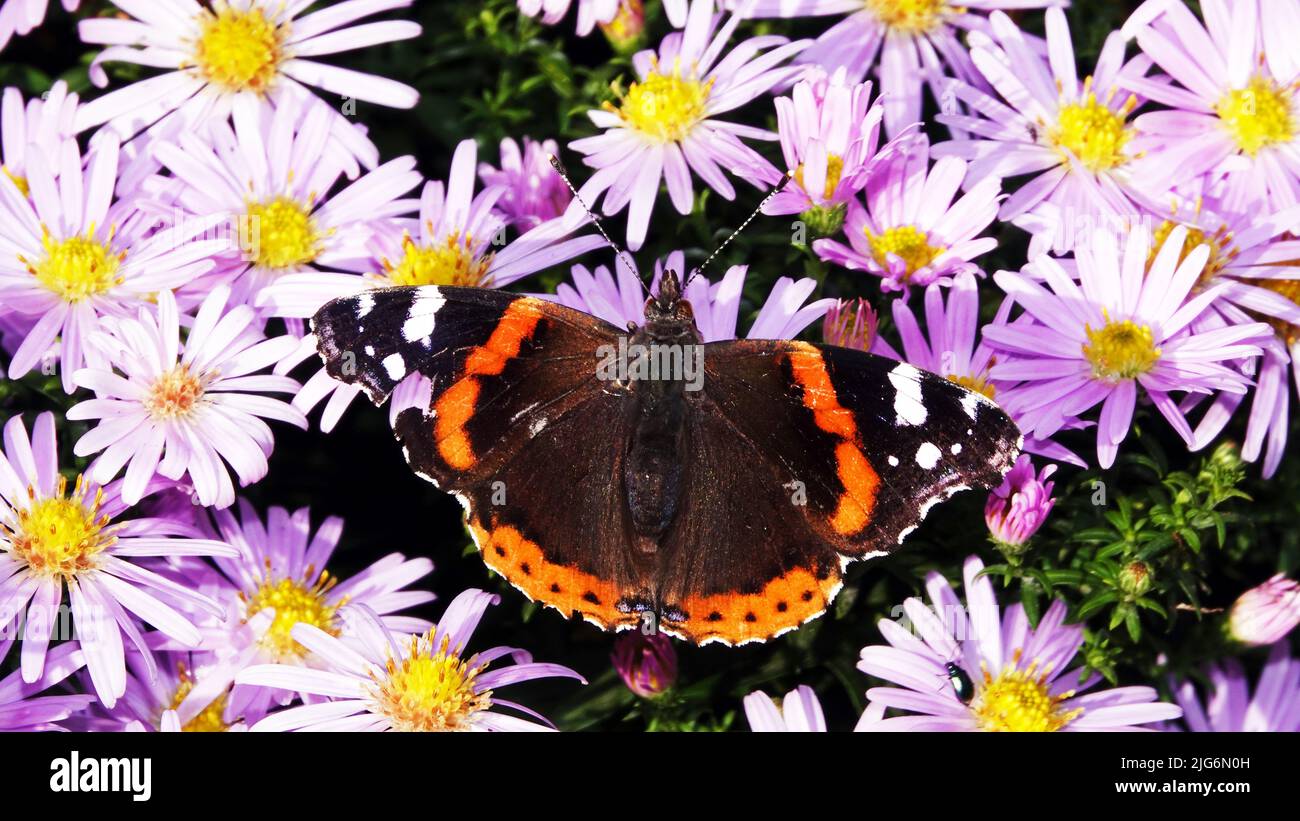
[652,339,1020,644]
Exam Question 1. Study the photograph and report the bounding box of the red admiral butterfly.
[311,170,1021,646]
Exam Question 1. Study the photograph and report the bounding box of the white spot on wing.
[916,442,941,469]
[529,417,548,436]
[889,363,927,426]
[950,443,962,455]
[356,293,375,317]
[961,392,981,420]
[382,353,405,381]
[402,292,444,341]
[888,455,899,467]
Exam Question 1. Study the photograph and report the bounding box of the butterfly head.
[642,269,698,342]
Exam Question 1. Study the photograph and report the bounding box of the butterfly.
[310,266,1021,645]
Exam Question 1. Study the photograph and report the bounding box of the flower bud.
[984,454,1056,551]
[611,630,677,698]
[1229,574,1300,646]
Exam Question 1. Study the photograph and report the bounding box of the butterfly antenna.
[683,170,794,288]
[548,154,649,298]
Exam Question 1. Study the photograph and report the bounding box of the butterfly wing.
[654,339,1021,645]
[313,286,650,630]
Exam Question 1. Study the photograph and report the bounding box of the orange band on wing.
[784,343,879,537]
[660,564,841,645]
[467,516,638,631]
[432,298,545,471]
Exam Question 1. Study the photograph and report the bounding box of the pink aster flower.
[0,643,93,731]
[566,0,808,249]
[764,68,888,219]
[814,135,1001,292]
[859,554,1183,731]
[743,0,1066,137]
[984,225,1272,467]
[0,134,226,392]
[264,138,604,431]
[1120,0,1300,215]
[67,286,307,509]
[0,0,79,53]
[73,646,260,732]
[76,0,420,141]
[1145,201,1300,477]
[984,453,1056,549]
[238,593,585,731]
[1170,643,1300,732]
[744,684,827,732]
[478,137,571,229]
[204,498,434,721]
[611,631,677,698]
[821,296,880,350]
[550,250,836,340]
[1228,575,1300,648]
[147,93,422,313]
[0,412,236,708]
[934,8,1161,254]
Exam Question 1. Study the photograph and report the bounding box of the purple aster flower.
[1171,643,1300,732]
[478,137,572,229]
[1228,575,1300,648]
[2,81,81,192]
[1141,201,1300,477]
[934,8,1161,254]
[764,68,888,221]
[264,138,604,431]
[238,593,586,731]
[566,0,807,249]
[0,0,79,52]
[74,645,262,732]
[744,684,828,731]
[0,643,92,731]
[742,0,1066,137]
[550,250,836,340]
[0,411,236,708]
[859,554,1183,731]
[520,0,686,34]
[984,224,1272,467]
[984,453,1056,550]
[0,134,226,392]
[611,631,677,698]
[814,134,1001,293]
[76,0,421,141]
[67,286,307,509]
[203,498,434,721]
[1120,0,1300,215]
[146,93,423,313]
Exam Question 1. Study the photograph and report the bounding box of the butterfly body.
[312,271,1021,645]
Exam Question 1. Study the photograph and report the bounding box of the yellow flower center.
[3,475,115,580]
[865,224,944,279]
[145,365,205,421]
[168,670,230,732]
[611,65,713,143]
[371,633,490,732]
[244,573,341,662]
[795,154,845,199]
[3,165,30,197]
[1048,86,1136,172]
[866,0,950,33]
[947,371,997,400]
[381,233,493,287]
[244,196,322,270]
[1082,315,1161,381]
[973,658,1081,732]
[1216,76,1295,156]
[25,231,123,303]
[194,5,285,94]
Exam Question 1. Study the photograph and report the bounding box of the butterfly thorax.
[623,272,702,553]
